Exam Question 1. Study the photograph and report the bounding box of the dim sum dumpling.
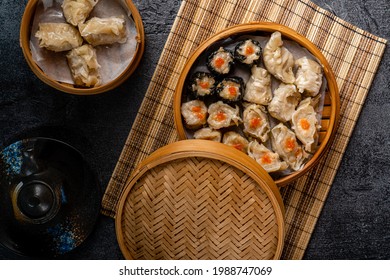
[243,104,270,142]
[207,101,241,130]
[62,0,99,26]
[268,83,301,122]
[295,57,323,96]
[271,123,308,171]
[66,44,101,87]
[193,128,222,142]
[263,31,295,84]
[248,140,288,173]
[79,16,127,46]
[243,66,273,105]
[291,98,320,153]
[222,131,249,153]
[35,23,83,52]
[181,100,208,129]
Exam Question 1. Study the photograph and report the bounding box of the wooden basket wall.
[19,0,145,95]
[173,22,340,187]
[116,140,285,260]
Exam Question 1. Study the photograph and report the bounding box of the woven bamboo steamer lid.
[116,140,285,260]
[173,22,340,187]
[20,0,145,95]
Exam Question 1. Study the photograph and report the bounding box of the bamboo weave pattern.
[120,158,281,259]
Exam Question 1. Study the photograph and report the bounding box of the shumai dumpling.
[62,0,99,26]
[79,16,127,46]
[181,100,208,129]
[193,127,222,142]
[271,123,308,171]
[291,98,320,153]
[268,83,301,122]
[243,66,273,105]
[243,104,270,143]
[66,44,101,87]
[222,131,249,153]
[263,31,295,84]
[295,56,323,96]
[207,101,241,130]
[248,140,288,173]
[35,23,83,52]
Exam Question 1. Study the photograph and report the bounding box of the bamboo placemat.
[102,0,387,259]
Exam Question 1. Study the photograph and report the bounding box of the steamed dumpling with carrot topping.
[243,104,270,143]
[207,101,241,130]
[207,47,234,76]
[181,100,208,129]
[263,31,295,84]
[268,83,301,123]
[291,98,320,153]
[271,123,308,171]
[295,56,323,96]
[222,131,249,153]
[248,140,288,173]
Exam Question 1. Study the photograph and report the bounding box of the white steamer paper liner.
[30,0,138,86]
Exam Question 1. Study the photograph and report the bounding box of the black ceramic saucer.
[0,138,101,258]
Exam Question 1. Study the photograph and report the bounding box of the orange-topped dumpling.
[222,131,249,153]
[243,104,270,142]
[207,47,234,76]
[271,123,308,171]
[181,100,208,129]
[216,77,245,102]
[291,97,320,152]
[189,72,217,98]
[207,101,241,130]
[234,39,262,66]
[248,140,288,173]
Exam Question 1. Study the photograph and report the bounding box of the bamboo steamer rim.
[173,22,340,187]
[19,0,145,95]
[116,139,285,260]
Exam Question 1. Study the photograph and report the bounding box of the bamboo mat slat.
[102,0,387,259]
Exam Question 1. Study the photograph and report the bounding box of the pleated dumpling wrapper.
[181,100,208,129]
[271,123,308,171]
[66,44,101,87]
[222,131,249,153]
[243,103,270,143]
[291,97,320,153]
[263,31,295,84]
[79,16,127,46]
[268,83,301,123]
[62,0,99,26]
[243,66,273,105]
[207,101,242,130]
[248,140,288,173]
[35,23,83,52]
[295,56,323,96]
[193,127,222,142]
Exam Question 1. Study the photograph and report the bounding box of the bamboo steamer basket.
[174,22,340,187]
[116,140,285,260]
[20,0,145,95]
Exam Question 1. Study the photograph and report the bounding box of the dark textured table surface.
[0,0,389,260]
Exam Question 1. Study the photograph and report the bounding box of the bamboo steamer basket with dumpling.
[174,22,340,187]
[20,0,144,95]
